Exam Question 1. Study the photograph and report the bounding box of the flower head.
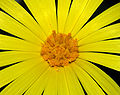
[0,0,120,95]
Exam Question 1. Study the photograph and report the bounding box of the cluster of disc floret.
[41,31,79,67]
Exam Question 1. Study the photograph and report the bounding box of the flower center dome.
[41,30,79,67]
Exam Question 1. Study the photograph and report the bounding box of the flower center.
[41,30,79,67]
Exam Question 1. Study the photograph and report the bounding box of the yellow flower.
[0,0,120,95]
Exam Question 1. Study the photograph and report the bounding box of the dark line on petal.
[89,51,120,56]
[85,0,120,24]
[71,67,87,94]
[41,90,44,95]
[78,51,120,56]
[100,19,120,29]
[15,0,21,3]
[71,0,89,37]
[55,0,58,32]
[0,29,24,40]
[1,1,45,42]
[0,8,13,18]
[17,0,47,40]
[0,27,42,46]
[23,68,49,95]
[74,1,120,39]
[78,38,120,48]
[1,1,46,42]
[22,91,27,95]
[63,0,74,33]
[87,60,120,87]
[17,0,38,23]
[0,12,45,45]
[81,66,107,94]
[77,78,87,95]
[0,61,22,71]
[55,0,58,17]
[104,37,120,41]
[77,22,120,43]
[0,9,44,42]
[0,81,13,92]
[18,0,53,41]
[0,9,33,36]
[0,9,24,26]
[68,0,73,13]
[22,83,45,95]
[75,60,107,94]
[0,49,12,52]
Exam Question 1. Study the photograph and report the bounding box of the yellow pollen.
[41,30,79,67]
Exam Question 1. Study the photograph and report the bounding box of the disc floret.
[41,31,79,67]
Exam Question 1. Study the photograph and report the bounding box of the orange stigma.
[41,30,79,67]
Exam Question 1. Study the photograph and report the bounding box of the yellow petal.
[25,68,50,95]
[24,0,57,36]
[0,11,42,45]
[76,59,120,94]
[58,0,71,33]
[78,23,120,45]
[78,40,120,53]
[0,34,41,51]
[71,0,103,36]
[64,0,88,34]
[0,57,45,88]
[57,68,70,95]
[0,51,40,66]
[75,3,120,40]
[72,63,105,94]
[0,60,49,95]
[0,0,46,41]
[44,68,57,95]
[79,52,120,71]
[64,66,84,95]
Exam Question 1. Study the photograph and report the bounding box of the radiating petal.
[78,23,120,45]
[0,11,42,45]
[79,52,120,71]
[24,0,57,36]
[44,68,57,95]
[75,3,120,40]
[72,63,105,94]
[58,0,71,33]
[57,68,70,95]
[0,57,44,88]
[0,60,49,95]
[0,0,46,41]
[0,51,40,66]
[76,59,120,94]
[64,0,88,34]
[0,34,41,51]
[70,0,103,36]
[25,68,50,95]
[64,66,84,95]
[78,40,120,53]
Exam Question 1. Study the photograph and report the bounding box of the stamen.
[41,30,79,67]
